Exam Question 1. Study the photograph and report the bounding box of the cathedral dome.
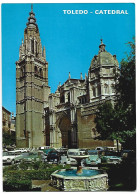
[90,39,119,68]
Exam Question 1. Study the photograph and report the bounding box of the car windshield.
[68,152,79,155]
[88,151,98,155]
[8,151,21,156]
[3,152,8,156]
[8,152,16,156]
[21,153,29,157]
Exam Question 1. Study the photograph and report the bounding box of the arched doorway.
[58,116,71,148]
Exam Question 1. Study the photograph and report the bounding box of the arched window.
[31,39,34,54]
[93,87,96,97]
[35,41,38,57]
[104,84,108,94]
[111,84,115,93]
[39,68,43,77]
[60,94,65,103]
[34,66,38,76]
[21,66,25,77]
[97,85,101,96]
[67,92,70,102]
[20,69,23,77]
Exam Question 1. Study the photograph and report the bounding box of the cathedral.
[16,7,119,148]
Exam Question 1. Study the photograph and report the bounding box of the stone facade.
[16,7,50,148]
[2,107,16,135]
[46,39,119,149]
[16,7,119,148]
[2,106,11,132]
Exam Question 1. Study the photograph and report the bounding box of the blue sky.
[2,3,135,115]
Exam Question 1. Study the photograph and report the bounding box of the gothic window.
[67,92,70,102]
[111,84,115,93]
[60,94,65,103]
[31,39,34,54]
[20,69,23,77]
[93,87,96,97]
[34,66,38,76]
[35,41,38,57]
[21,66,25,77]
[39,68,43,77]
[97,85,101,96]
[104,84,108,94]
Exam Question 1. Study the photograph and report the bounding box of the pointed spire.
[69,72,71,79]
[26,4,38,31]
[80,72,83,80]
[43,46,46,59]
[85,73,87,82]
[31,4,33,12]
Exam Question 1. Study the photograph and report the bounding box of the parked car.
[47,150,60,163]
[16,151,42,163]
[101,155,122,164]
[42,148,55,155]
[57,148,68,156]
[39,146,51,150]
[79,148,88,155]
[3,150,22,165]
[95,147,104,151]
[67,149,80,158]
[84,150,101,166]
[106,147,117,152]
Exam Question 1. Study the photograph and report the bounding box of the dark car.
[43,148,55,155]
[47,151,60,163]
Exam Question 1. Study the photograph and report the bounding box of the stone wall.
[76,107,113,149]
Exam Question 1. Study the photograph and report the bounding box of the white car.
[3,151,22,165]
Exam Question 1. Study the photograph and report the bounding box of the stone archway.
[56,111,71,148]
[59,116,71,148]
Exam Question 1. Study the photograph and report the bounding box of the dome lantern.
[99,39,106,52]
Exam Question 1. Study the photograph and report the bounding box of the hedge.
[3,164,71,191]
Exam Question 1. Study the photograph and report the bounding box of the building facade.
[2,106,11,133]
[45,39,119,149]
[16,7,50,148]
[2,107,16,135]
[16,7,119,148]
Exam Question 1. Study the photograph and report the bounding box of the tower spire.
[31,4,33,12]
[26,4,38,31]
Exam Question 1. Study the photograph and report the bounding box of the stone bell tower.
[16,5,50,148]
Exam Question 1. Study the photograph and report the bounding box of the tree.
[115,37,136,150]
[3,131,16,146]
[94,102,123,151]
[95,38,136,150]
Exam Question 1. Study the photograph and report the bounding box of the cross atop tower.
[99,38,106,52]
[100,38,103,44]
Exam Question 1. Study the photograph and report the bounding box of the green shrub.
[3,179,32,191]
[19,160,29,170]
[3,163,71,191]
